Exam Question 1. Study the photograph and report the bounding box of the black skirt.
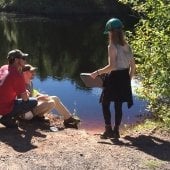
[100,69,133,108]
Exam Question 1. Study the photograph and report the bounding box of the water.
[0,13,148,132]
[33,76,148,132]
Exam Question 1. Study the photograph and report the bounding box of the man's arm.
[20,91,30,101]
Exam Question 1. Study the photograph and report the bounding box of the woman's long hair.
[109,28,126,46]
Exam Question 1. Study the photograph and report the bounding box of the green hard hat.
[104,18,123,34]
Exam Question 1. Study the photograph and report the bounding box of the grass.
[122,118,170,136]
[144,159,162,170]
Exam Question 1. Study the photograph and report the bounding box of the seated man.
[22,64,80,128]
[0,49,37,128]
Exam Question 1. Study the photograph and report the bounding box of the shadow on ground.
[124,135,170,161]
[98,134,170,161]
[0,118,63,153]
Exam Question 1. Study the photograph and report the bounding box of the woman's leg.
[101,101,114,138]
[114,101,123,127]
[102,101,111,126]
[113,101,123,138]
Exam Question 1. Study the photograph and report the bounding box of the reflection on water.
[0,13,148,132]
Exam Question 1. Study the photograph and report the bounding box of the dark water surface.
[0,13,148,132]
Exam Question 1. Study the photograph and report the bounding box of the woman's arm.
[91,45,117,79]
[129,57,136,80]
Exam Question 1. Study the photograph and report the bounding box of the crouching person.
[0,49,37,128]
[22,64,80,128]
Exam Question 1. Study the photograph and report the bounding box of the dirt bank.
[0,117,170,170]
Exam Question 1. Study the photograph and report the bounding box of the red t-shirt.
[0,65,26,115]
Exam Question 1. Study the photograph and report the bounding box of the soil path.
[0,118,170,170]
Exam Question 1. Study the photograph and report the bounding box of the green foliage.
[119,0,170,128]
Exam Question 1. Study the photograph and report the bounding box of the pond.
[0,13,148,132]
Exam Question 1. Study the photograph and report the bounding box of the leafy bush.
[119,0,170,128]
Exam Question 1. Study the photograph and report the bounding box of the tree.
[119,0,170,127]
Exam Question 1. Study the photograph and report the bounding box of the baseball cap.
[7,49,28,60]
[22,64,37,72]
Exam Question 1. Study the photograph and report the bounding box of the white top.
[115,44,133,70]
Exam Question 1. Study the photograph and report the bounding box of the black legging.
[102,101,123,126]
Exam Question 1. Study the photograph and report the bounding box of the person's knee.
[33,100,55,116]
[47,100,55,109]
[51,96,61,103]
[38,100,55,110]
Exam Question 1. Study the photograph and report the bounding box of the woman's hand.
[90,71,98,79]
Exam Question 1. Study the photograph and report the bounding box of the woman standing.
[90,18,135,139]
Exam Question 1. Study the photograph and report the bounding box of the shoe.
[100,125,114,139]
[0,116,18,128]
[63,116,80,128]
[32,116,49,122]
[113,128,120,138]
[64,123,79,129]
[100,130,114,139]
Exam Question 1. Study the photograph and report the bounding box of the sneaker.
[100,125,114,139]
[32,116,49,122]
[112,128,120,138]
[0,116,18,128]
[63,116,80,128]
[100,129,114,139]
[64,123,79,129]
